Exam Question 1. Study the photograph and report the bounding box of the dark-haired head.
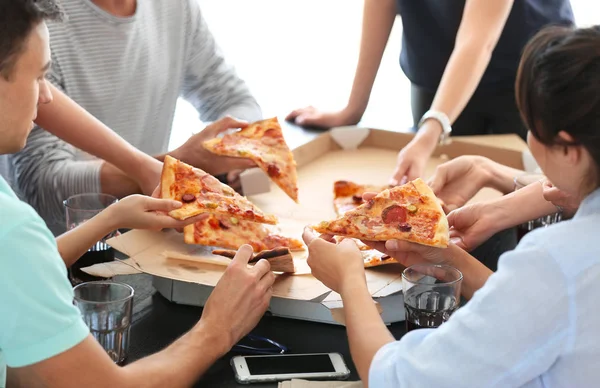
[0,0,63,154]
[0,0,64,80]
[516,25,600,199]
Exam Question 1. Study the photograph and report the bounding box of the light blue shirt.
[370,188,600,387]
[0,177,89,387]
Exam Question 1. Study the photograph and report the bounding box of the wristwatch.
[418,110,452,145]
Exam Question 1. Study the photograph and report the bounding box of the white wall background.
[170,0,600,148]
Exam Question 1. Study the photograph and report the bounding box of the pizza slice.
[203,117,299,202]
[334,236,402,268]
[314,178,449,248]
[183,214,304,252]
[160,155,277,224]
[362,250,402,269]
[333,180,391,216]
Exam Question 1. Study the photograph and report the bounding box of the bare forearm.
[490,181,559,231]
[346,0,396,118]
[121,323,227,387]
[100,162,142,198]
[56,210,117,267]
[444,244,493,299]
[35,84,162,191]
[485,159,524,194]
[340,278,394,384]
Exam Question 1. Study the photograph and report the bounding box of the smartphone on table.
[231,352,351,384]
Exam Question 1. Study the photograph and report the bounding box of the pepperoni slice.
[381,205,407,224]
[181,193,196,203]
[267,163,281,177]
[397,223,412,232]
[351,195,363,204]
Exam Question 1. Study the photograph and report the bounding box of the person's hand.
[542,179,579,219]
[198,245,275,352]
[136,158,163,196]
[389,123,440,185]
[285,106,360,129]
[445,202,501,252]
[171,116,257,176]
[361,237,451,269]
[106,194,208,231]
[302,227,365,294]
[428,155,497,212]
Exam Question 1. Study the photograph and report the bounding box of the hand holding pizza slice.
[313,178,449,248]
[203,117,299,202]
[160,155,276,224]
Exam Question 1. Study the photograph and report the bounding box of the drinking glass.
[402,264,463,332]
[513,173,562,241]
[73,281,134,364]
[64,193,118,284]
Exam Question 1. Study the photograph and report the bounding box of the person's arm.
[352,246,568,387]
[478,180,559,232]
[35,83,162,195]
[391,0,515,183]
[343,0,397,122]
[9,329,228,388]
[417,0,515,141]
[180,0,262,124]
[7,242,274,388]
[339,275,395,383]
[285,0,397,127]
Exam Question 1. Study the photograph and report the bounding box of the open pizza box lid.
[84,126,530,325]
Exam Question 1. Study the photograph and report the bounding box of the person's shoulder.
[0,190,54,245]
[518,216,600,275]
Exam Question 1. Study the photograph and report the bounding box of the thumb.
[389,163,408,186]
[208,116,248,136]
[385,239,425,254]
[144,197,183,212]
[427,168,448,196]
[232,244,254,266]
[295,113,320,126]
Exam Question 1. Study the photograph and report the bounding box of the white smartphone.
[231,352,351,384]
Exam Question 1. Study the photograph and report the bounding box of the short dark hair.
[516,25,600,190]
[0,0,64,80]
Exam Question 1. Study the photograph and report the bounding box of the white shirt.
[370,189,600,387]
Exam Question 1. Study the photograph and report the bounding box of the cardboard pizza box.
[86,126,530,326]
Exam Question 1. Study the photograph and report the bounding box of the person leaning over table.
[0,2,275,386]
[9,0,262,234]
[287,0,574,185]
[425,155,580,255]
[303,24,600,387]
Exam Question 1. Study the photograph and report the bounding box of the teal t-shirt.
[0,177,89,387]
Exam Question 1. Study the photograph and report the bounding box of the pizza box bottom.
[152,276,405,326]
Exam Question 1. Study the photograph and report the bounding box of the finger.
[232,244,254,266]
[181,212,210,225]
[258,270,276,292]
[362,192,378,201]
[360,240,387,253]
[449,236,467,250]
[319,233,336,243]
[389,163,408,186]
[302,226,319,246]
[209,116,249,135]
[385,239,425,253]
[427,167,448,195]
[144,197,183,212]
[295,113,318,126]
[151,184,161,198]
[251,258,271,277]
[285,108,307,121]
[339,237,359,250]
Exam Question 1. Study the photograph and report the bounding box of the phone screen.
[245,354,336,375]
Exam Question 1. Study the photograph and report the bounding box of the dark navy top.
[396,0,574,93]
